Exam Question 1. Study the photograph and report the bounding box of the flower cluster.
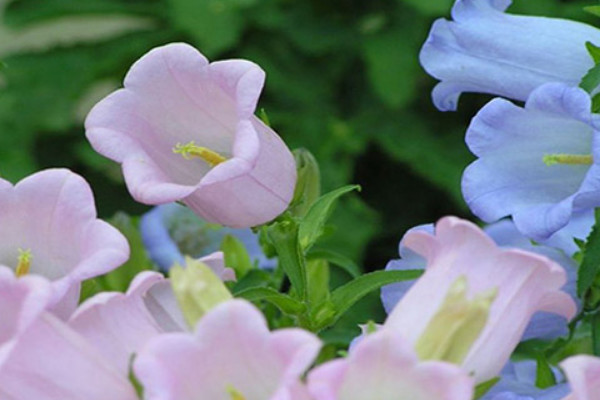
[4,0,600,398]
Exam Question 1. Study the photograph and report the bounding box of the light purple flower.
[140,202,275,272]
[86,43,297,228]
[384,217,576,383]
[421,0,600,111]
[382,219,578,341]
[134,299,321,400]
[0,169,129,318]
[308,329,473,400]
[0,267,137,400]
[69,271,187,375]
[462,83,600,241]
[560,355,600,399]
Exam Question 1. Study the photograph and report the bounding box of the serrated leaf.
[322,269,423,329]
[307,248,361,278]
[579,62,600,93]
[267,221,307,300]
[592,312,600,356]
[298,185,360,252]
[577,209,600,297]
[234,287,305,315]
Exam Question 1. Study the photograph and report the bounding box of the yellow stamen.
[226,386,246,400]
[543,153,593,166]
[15,248,32,277]
[173,141,227,167]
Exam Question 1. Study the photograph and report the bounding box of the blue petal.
[420,0,600,110]
[463,83,599,241]
[139,203,276,272]
[483,361,570,400]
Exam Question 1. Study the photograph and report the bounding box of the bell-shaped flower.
[560,355,600,400]
[421,0,600,111]
[0,168,129,318]
[384,217,577,383]
[140,202,275,272]
[85,43,297,228]
[462,83,600,241]
[0,267,137,400]
[307,329,473,400]
[382,219,578,341]
[134,299,321,400]
[69,270,186,375]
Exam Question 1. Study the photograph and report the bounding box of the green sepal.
[288,148,321,219]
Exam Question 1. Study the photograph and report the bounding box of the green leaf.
[579,63,600,93]
[399,0,453,16]
[592,312,600,356]
[577,209,600,297]
[306,258,330,306]
[231,268,273,293]
[473,377,500,400]
[307,248,361,278]
[535,354,556,389]
[362,28,422,108]
[592,93,600,113]
[4,0,163,27]
[221,234,254,279]
[298,185,360,252]
[587,42,600,64]
[322,269,423,329]
[267,221,307,300]
[585,5,600,18]
[235,287,306,315]
[168,0,254,56]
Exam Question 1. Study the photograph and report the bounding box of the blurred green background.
[0,0,595,273]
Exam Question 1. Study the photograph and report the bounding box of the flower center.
[226,385,246,400]
[173,141,227,167]
[414,276,496,364]
[15,248,32,277]
[543,153,593,166]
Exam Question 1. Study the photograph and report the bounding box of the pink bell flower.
[307,329,473,400]
[0,267,137,400]
[69,252,233,374]
[134,299,321,400]
[561,355,600,400]
[85,43,297,228]
[384,216,577,383]
[0,168,129,318]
